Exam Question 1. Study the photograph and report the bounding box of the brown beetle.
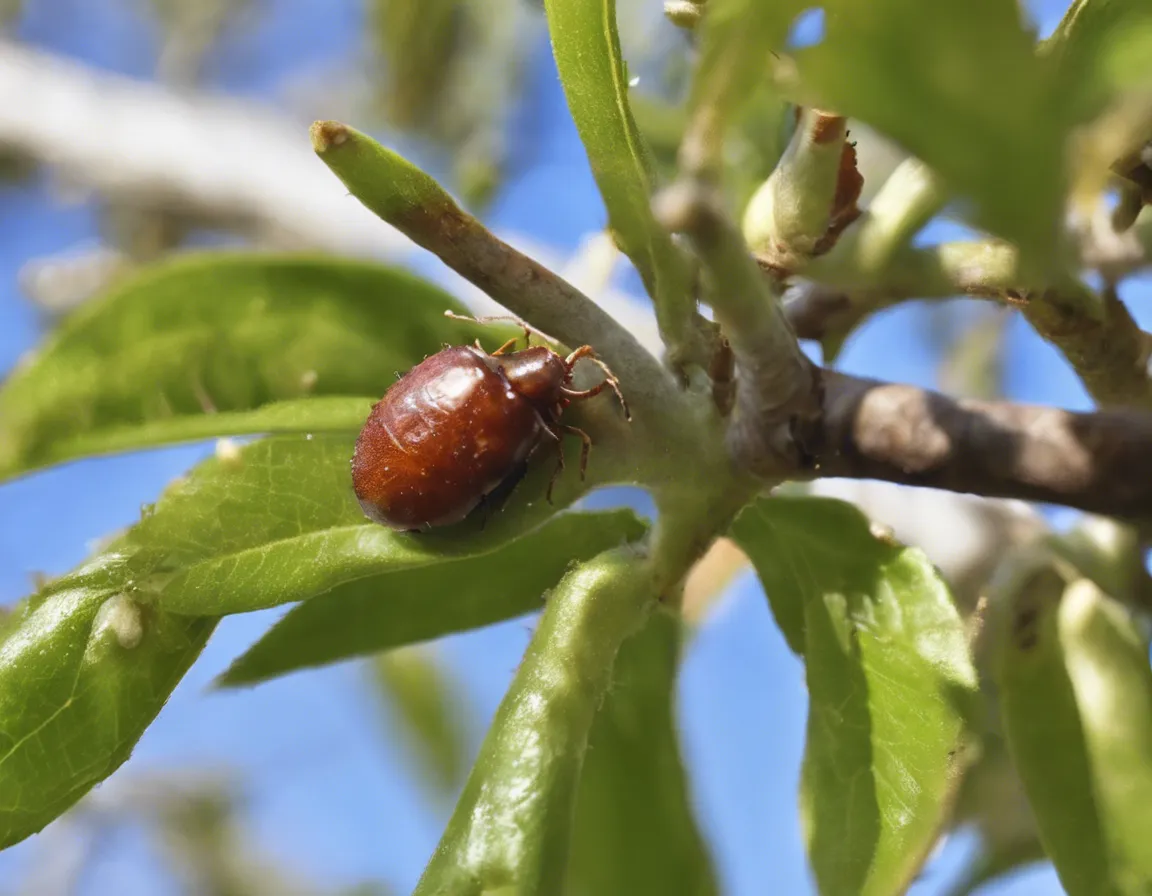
[351,322,628,531]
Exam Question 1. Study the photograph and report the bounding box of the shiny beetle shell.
[351,342,625,531]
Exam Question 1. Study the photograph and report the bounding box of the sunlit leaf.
[567,611,718,895]
[13,397,372,478]
[134,435,614,617]
[731,495,978,895]
[0,549,215,849]
[800,1,1063,263]
[0,431,642,848]
[218,509,647,686]
[0,253,487,480]
[543,0,694,356]
[414,547,654,893]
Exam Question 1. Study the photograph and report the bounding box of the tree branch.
[783,281,857,344]
[794,230,1152,408]
[782,135,1152,409]
[309,121,677,411]
[805,370,1152,519]
[1076,203,1152,282]
[656,179,819,473]
[7,35,1152,525]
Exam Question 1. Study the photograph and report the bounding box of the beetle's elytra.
[351,333,628,532]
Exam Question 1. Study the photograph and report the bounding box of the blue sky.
[0,1,1134,893]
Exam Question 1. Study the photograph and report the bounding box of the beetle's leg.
[489,337,520,357]
[561,382,606,399]
[473,461,529,526]
[561,349,631,421]
[558,424,593,480]
[544,425,565,504]
[564,344,596,366]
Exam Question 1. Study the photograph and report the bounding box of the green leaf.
[800,1,1064,264]
[728,498,807,654]
[216,508,647,686]
[16,397,373,477]
[1042,0,1152,115]
[133,434,614,617]
[369,646,470,799]
[0,253,485,481]
[543,0,694,357]
[1060,580,1152,892]
[0,553,216,849]
[567,611,718,896]
[732,495,978,895]
[1,419,626,849]
[996,568,1112,895]
[1,426,633,846]
[137,433,441,616]
[414,547,654,894]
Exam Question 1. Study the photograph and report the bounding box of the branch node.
[742,108,861,274]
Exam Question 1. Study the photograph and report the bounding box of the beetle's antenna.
[443,310,559,348]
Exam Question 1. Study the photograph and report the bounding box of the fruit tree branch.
[656,179,820,473]
[804,370,1152,519]
[797,202,1152,409]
